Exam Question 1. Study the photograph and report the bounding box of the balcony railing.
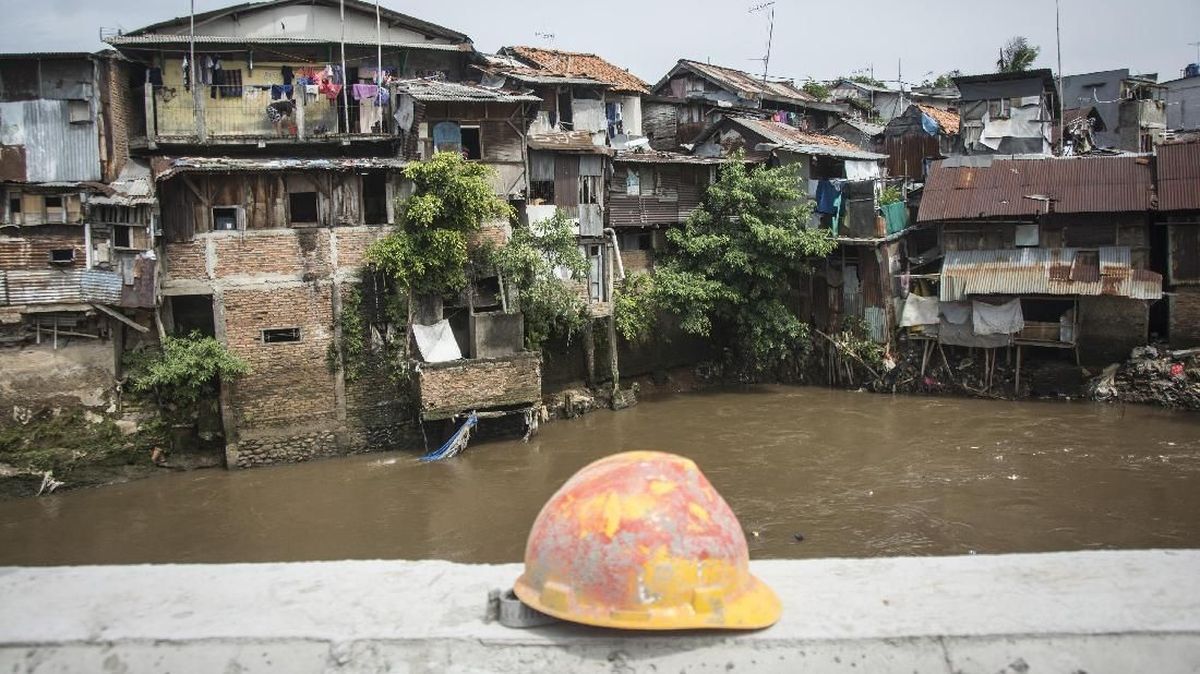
[144,84,397,144]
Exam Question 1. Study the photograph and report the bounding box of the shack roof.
[86,161,155,206]
[105,35,470,51]
[831,117,885,137]
[612,150,731,165]
[915,104,960,135]
[712,117,887,161]
[500,47,649,94]
[152,156,408,181]
[940,247,1162,301]
[527,132,611,155]
[654,60,842,112]
[918,155,1155,222]
[120,0,470,43]
[394,79,540,103]
[1157,141,1200,211]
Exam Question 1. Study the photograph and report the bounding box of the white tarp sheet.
[412,320,463,363]
[972,299,1025,336]
[844,160,882,180]
[901,294,941,327]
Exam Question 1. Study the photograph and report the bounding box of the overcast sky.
[6,0,1199,85]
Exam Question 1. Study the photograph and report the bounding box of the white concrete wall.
[1,551,1198,673]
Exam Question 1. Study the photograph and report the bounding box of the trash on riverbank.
[1090,346,1200,411]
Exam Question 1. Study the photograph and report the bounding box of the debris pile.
[1090,346,1200,411]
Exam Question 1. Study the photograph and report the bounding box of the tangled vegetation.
[616,155,836,372]
[366,152,514,296]
[125,332,249,409]
[492,211,591,349]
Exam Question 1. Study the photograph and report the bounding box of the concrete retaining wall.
[1,550,1198,673]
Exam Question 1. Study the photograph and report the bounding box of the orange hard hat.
[513,451,781,630]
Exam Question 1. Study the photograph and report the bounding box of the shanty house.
[828,79,906,124]
[1062,69,1167,152]
[879,104,960,179]
[0,51,156,414]
[824,117,884,153]
[917,154,1164,363]
[1156,140,1200,348]
[645,60,845,150]
[953,70,1058,156]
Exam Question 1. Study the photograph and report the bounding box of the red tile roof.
[915,104,960,135]
[507,47,649,94]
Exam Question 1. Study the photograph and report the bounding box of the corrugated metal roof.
[4,269,84,305]
[613,150,730,165]
[940,247,1162,301]
[918,155,1155,222]
[726,118,888,160]
[153,156,408,181]
[394,79,540,103]
[80,269,123,305]
[1157,141,1200,211]
[106,34,470,51]
[673,60,815,106]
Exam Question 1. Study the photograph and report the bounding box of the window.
[530,180,555,204]
[49,248,75,264]
[1015,224,1040,247]
[212,207,239,231]
[622,232,652,251]
[432,121,462,155]
[579,176,601,205]
[262,327,301,344]
[362,172,388,225]
[625,170,640,196]
[640,168,658,197]
[68,99,91,124]
[460,126,482,160]
[289,191,319,224]
[44,196,63,210]
[112,225,132,248]
[9,196,20,214]
[988,98,1012,119]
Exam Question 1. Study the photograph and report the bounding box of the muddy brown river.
[2,386,1200,566]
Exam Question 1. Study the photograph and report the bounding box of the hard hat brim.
[512,572,782,631]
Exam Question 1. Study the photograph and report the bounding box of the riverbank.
[2,550,1197,673]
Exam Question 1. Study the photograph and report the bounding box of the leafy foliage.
[848,74,886,88]
[366,152,514,296]
[125,332,248,407]
[879,185,903,206]
[801,80,830,101]
[923,70,962,89]
[491,211,590,349]
[614,273,658,344]
[997,37,1040,73]
[617,155,836,370]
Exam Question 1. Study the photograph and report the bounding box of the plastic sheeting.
[901,294,940,327]
[413,320,463,363]
[844,161,882,180]
[972,299,1025,336]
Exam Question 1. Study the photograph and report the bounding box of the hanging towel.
[815,179,841,215]
[352,83,378,102]
[881,201,908,234]
[972,299,1025,336]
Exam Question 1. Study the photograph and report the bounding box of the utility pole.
[340,0,350,136]
[1056,0,1065,155]
[749,2,776,83]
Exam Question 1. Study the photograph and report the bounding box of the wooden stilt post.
[1016,344,1023,396]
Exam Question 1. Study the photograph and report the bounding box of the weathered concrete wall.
[1171,286,1200,349]
[1079,296,1149,364]
[0,339,115,412]
[1,551,1198,673]
[418,352,541,420]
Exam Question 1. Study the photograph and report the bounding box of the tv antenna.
[535,31,556,45]
[749,2,776,83]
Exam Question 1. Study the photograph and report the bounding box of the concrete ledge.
[2,550,1198,672]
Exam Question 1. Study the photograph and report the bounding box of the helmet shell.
[513,451,781,630]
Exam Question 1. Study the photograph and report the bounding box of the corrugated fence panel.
[22,100,102,183]
[5,269,84,305]
[80,269,123,305]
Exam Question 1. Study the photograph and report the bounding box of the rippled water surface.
[2,386,1199,565]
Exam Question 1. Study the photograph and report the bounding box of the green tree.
[617,155,836,371]
[366,152,514,296]
[847,74,885,88]
[801,79,830,101]
[126,332,249,408]
[997,37,1040,73]
[491,211,590,349]
[923,70,962,89]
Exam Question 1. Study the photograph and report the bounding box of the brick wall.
[334,226,389,270]
[214,230,330,279]
[222,284,338,429]
[1171,287,1200,349]
[1079,296,1148,364]
[418,353,541,420]
[0,230,85,270]
[621,249,654,275]
[164,241,208,280]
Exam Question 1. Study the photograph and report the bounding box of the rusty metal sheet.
[0,270,6,305]
[940,247,1161,301]
[0,100,101,183]
[4,268,84,305]
[919,155,1154,222]
[1158,141,1200,212]
[80,269,123,305]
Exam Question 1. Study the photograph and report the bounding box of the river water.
[2,386,1199,566]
